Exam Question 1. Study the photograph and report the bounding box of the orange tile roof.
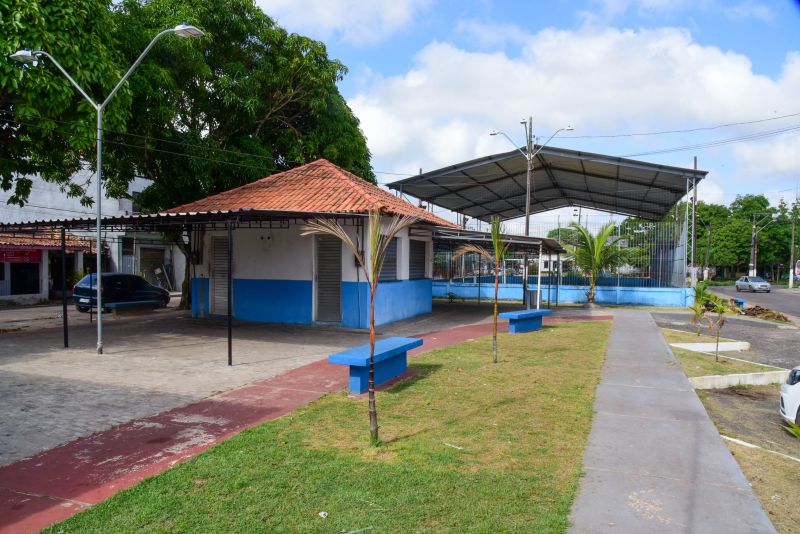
[164,159,457,228]
[0,229,91,251]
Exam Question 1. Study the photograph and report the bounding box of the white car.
[735,276,771,293]
[780,366,800,425]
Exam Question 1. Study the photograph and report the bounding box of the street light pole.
[11,24,203,354]
[491,120,573,308]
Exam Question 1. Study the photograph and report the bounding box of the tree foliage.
[1,0,374,209]
[1,0,128,205]
[565,222,630,303]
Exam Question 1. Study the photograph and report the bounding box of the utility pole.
[691,157,698,286]
[748,213,757,276]
[790,200,797,288]
[523,116,533,308]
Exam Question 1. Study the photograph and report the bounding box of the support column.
[227,221,233,366]
[61,228,69,348]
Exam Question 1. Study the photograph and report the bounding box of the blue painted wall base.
[342,279,432,328]
[434,281,694,307]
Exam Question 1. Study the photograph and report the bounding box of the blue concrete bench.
[329,337,423,394]
[498,309,553,333]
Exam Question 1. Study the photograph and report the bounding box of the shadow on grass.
[387,363,443,395]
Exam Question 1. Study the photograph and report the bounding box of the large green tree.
[1,0,128,205]
[105,0,373,211]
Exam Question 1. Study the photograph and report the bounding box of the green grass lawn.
[660,328,779,377]
[51,320,611,534]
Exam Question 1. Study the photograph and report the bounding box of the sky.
[257,0,800,224]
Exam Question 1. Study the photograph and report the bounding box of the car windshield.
[76,274,97,287]
[750,277,766,282]
[789,369,800,386]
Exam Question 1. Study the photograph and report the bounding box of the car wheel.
[766,290,771,293]
[75,305,89,313]
[162,296,170,308]
[796,406,800,426]
[735,286,741,292]
[749,285,754,292]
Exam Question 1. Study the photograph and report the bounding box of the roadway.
[712,285,800,320]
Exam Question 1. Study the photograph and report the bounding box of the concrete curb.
[689,369,790,390]
[670,341,750,352]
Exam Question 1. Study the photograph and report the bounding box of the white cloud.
[256,0,431,45]
[725,1,774,22]
[349,26,800,208]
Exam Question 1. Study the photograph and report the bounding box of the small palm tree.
[453,216,509,363]
[690,281,713,336]
[566,222,628,304]
[704,293,728,363]
[301,210,417,445]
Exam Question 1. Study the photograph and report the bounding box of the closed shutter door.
[316,236,341,322]
[211,237,229,315]
[409,240,426,279]
[379,238,397,281]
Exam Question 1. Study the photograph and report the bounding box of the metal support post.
[61,227,69,348]
[227,221,233,366]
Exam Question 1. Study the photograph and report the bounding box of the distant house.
[0,175,185,292]
[165,159,455,328]
[0,229,90,304]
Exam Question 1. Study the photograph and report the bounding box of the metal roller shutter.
[409,240,427,279]
[379,238,397,281]
[211,237,228,315]
[316,236,342,322]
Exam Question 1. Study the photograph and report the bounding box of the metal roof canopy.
[423,227,565,255]
[389,145,707,222]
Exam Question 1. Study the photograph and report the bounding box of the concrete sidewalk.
[569,309,776,533]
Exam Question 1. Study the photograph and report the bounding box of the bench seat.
[329,337,423,394]
[498,309,552,334]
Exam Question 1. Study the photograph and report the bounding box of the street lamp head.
[172,23,204,38]
[489,130,498,136]
[9,49,37,64]
[564,125,574,131]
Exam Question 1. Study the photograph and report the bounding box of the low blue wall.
[434,281,694,307]
[191,278,209,318]
[233,279,313,324]
[343,279,432,328]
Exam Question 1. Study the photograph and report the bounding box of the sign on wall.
[0,250,42,263]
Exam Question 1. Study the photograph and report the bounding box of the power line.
[563,111,800,139]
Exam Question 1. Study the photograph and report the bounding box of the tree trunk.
[588,271,596,303]
[492,265,499,364]
[368,284,379,444]
[715,317,721,363]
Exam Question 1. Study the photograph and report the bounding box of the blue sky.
[258,0,800,220]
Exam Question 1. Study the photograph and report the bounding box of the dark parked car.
[72,273,170,312]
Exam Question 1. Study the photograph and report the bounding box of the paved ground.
[569,309,776,533]
[0,305,610,533]
[713,285,800,320]
[0,300,574,467]
[652,311,800,370]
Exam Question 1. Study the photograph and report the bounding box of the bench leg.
[348,352,409,394]
[508,316,543,334]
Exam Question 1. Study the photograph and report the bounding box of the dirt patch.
[743,305,789,322]
[698,385,800,458]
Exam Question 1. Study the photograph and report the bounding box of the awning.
[423,226,565,255]
[388,146,707,221]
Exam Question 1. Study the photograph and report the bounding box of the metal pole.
[536,242,543,309]
[748,214,757,276]
[227,221,233,366]
[790,198,797,289]
[523,116,533,308]
[692,157,698,274]
[95,108,104,354]
[61,227,69,348]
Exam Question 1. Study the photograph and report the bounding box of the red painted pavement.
[0,314,611,533]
